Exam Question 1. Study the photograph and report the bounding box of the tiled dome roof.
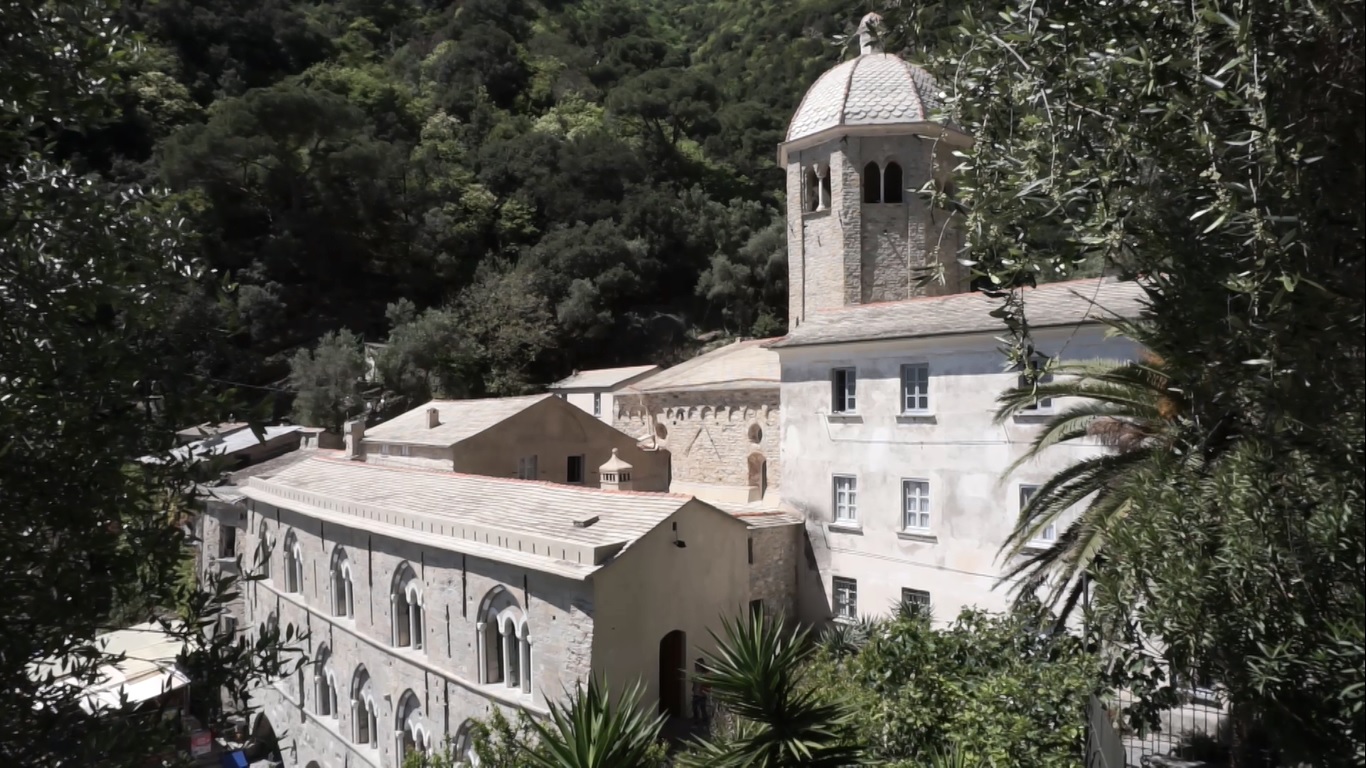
[785,53,944,143]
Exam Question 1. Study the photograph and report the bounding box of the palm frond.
[527,678,665,768]
[687,612,864,768]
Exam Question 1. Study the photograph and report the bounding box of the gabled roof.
[549,365,661,391]
[147,425,302,465]
[622,339,781,394]
[239,456,729,579]
[29,622,189,714]
[769,278,1147,349]
[364,394,553,447]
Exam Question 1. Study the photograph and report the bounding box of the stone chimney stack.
[427,407,440,429]
[598,448,634,492]
[346,419,365,461]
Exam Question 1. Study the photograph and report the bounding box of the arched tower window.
[314,646,338,717]
[330,547,354,618]
[396,689,429,761]
[803,167,820,212]
[884,162,904,203]
[256,521,272,580]
[391,563,423,650]
[476,587,532,695]
[862,162,882,203]
[351,666,377,747]
[819,166,832,210]
[282,530,302,593]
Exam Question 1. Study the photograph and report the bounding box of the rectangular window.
[593,392,602,416]
[517,455,538,481]
[219,525,236,559]
[831,368,857,413]
[901,363,930,413]
[833,475,858,524]
[833,577,858,620]
[567,455,585,484]
[901,588,932,610]
[379,444,390,457]
[1019,485,1056,542]
[400,444,411,458]
[902,479,931,531]
[1018,356,1055,413]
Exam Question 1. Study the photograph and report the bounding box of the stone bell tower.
[779,12,972,326]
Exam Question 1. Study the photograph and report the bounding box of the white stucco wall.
[778,326,1140,625]
[556,390,615,425]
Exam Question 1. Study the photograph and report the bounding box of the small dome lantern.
[598,448,634,492]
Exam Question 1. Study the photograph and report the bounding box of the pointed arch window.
[330,547,354,618]
[476,587,533,695]
[351,667,378,748]
[883,162,904,203]
[391,564,423,650]
[863,162,882,203]
[314,646,338,718]
[396,689,430,761]
[257,521,272,580]
[454,721,481,766]
[283,530,302,593]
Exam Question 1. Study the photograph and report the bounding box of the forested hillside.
[81,0,866,416]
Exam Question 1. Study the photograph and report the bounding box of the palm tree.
[680,610,863,768]
[994,319,1193,623]
[527,679,666,768]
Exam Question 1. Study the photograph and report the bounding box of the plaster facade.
[356,396,669,491]
[777,327,1140,625]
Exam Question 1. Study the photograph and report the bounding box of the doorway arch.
[658,630,687,717]
[747,452,768,499]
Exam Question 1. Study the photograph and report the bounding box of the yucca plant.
[680,610,864,767]
[994,319,1197,622]
[527,679,666,768]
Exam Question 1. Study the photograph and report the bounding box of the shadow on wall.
[791,504,834,626]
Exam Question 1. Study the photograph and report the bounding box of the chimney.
[427,407,440,429]
[598,448,634,492]
[346,419,365,461]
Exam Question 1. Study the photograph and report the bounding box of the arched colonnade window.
[475,587,532,695]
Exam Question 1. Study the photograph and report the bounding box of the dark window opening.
[863,162,882,203]
[567,455,585,484]
[884,162,904,203]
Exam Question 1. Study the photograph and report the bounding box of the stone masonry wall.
[788,133,967,318]
[748,523,800,619]
[242,499,595,767]
[613,388,781,493]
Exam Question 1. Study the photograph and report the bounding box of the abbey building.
[200,13,1143,767]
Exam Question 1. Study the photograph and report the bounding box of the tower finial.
[858,12,883,55]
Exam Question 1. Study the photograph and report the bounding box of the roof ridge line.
[306,454,693,500]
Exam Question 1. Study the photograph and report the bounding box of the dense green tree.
[1,1,298,763]
[803,604,1097,767]
[288,328,367,431]
[884,0,1365,761]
